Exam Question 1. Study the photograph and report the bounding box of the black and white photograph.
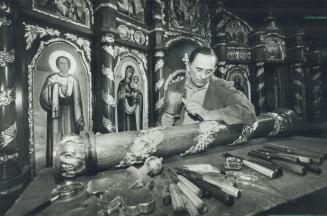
[1,0,327,215]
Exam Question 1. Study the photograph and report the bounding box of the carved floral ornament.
[0,122,17,149]
[0,2,11,14]
[0,88,15,107]
[0,50,15,67]
[101,34,115,43]
[102,91,116,108]
[24,24,60,50]
[226,49,251,61]
[0,17,11,27]
[23,24,91,61]
[103,116,115,133]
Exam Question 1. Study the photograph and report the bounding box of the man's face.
[57,57,70,74]
[188,53,217,88]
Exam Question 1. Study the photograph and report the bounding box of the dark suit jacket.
[165,76,256,126]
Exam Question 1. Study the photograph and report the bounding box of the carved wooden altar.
[0,0,325,200]
[211,2,322,122]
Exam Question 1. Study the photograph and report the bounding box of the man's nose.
[200,73,207,80]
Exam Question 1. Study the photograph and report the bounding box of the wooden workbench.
[6,136,327,216]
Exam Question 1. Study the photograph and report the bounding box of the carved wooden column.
[286,31,306,120]
[255,62,266,114]
[310,64,322,119]
[305,51,322,120]
[149,0,166,125]
[0,1,27,195]
[95,0,118,132]
[0,3,16,152]
[154,50,165,114]
[101,34,116,132]
[291,63,306,118]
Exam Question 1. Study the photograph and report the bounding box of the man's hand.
[181,98,209,121]
[161,112,175,126]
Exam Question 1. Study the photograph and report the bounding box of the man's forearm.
[203,104,256,125]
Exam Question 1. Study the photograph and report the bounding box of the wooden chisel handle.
[177,175,203,198]
[202,176,240,198]
[169,183,185,213]
[271,159,306,175]
[177,182,206,214]
[181,194,201,216]
[278,152,312,164]
[162,183,171,205]
[298,162,321,174]
[243,160,277,178]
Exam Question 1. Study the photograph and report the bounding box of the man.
[161,47,256,126]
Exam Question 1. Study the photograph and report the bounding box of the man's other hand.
[161,112,175,126]
[181,98,209,121]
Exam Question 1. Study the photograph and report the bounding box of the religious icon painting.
[226,68,251,101]
[169,0,207,36]
[29,41,91,172]
[117,0,145,22]
[114,56,148,132]
[32,0,93,28]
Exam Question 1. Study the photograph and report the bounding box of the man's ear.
[186,62,191,74]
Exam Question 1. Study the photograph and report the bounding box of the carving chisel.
[168,170,207,214]
[168,169,203,198]
[263,146,322,164]
[248,151,306,175]
[175,168,234,206]
[181,194,201,216]
[259,148,312,164]
[168,179,185,214]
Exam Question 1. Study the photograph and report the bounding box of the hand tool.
[168,170,207,214]
[223,153,277,178]
[247,158,283,177]
[258,148,312,164]
[175,168,234,206]
[181,194,201,216]
[202,175,241,198]
[168,177,186,214]
[263,145,325,163]
[177,163,223,174]
[24,181,84,216]
[161,171,171,206]
[127,156,163,190]
[248,150,306,175]
[168,168,203,198]
[268,144,327,160]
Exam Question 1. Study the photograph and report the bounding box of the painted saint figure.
[118,0,136,17]
[117,65,143,132]
[233,76,246,96]
[40,56,84,167]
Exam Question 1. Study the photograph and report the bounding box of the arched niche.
[28,39,92,172]
[164,38,202,81]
